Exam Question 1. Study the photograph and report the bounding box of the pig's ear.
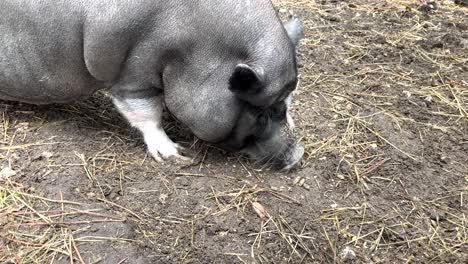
[229,64,264,95]
[284,15,304,47]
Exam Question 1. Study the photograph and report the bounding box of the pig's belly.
[0,72,101,105]
[0,34,102,104]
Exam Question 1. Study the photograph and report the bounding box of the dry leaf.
[252,202,266,219]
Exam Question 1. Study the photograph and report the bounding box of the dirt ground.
[1,1,467,263]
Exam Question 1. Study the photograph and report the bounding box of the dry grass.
[281,0,468,262]
[316,192,468,262]
[0,176,134,263]
[1,0,467,263]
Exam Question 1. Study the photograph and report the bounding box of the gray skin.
[0,0,304,169]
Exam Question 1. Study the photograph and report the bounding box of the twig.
[117,257,129,264]
[71,235,86,264]
[97,197,142,221]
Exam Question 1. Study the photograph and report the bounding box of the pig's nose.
[282,144,304,170]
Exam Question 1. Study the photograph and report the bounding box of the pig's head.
[221,21,304,169]
[163,14,304,169]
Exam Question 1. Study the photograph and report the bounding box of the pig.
[0,0,304,169]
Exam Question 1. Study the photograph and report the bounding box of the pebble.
[293,176,302,185]
[0,167,17,179]
[292,176,310,190]
[175,177,190,187]
[298,178,305,187]
[42,151,54,159]
[340,246,357,261]
[159,193,169,204]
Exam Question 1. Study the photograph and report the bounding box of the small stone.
[418,1,438,12]
[10,153,20,161]
[159,193,169,204]
[454,0,468,7]
[298,178,305,187]
[403,91,412,98]
[0,167,17,180]
[323,15,340,22]
[340,246,357,261]
[86,192,96,198]
[175,177,190,187]
[293,176,302,185]
[42,151,54,159]
[102,186,112,197]
[218,231,229,237]
[14,122,29,131]
[430,211,447,222]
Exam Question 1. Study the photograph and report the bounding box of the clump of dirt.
[2,1,467,263]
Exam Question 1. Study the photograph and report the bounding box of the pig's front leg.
[112,95,187,162]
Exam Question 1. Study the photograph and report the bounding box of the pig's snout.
[242,133,304,170]
[282,144,304,170]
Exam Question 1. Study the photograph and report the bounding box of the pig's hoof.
[148,144,180,162]
[151,152,164,163]
[150,152,192,164]
[282,145,304,170]
[167,154,194,166]
[174,143,186,151]
[148,144,192,165]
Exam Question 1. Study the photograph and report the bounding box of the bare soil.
[1,1,467,263]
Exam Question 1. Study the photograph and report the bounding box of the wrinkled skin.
[0,0,304,169]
